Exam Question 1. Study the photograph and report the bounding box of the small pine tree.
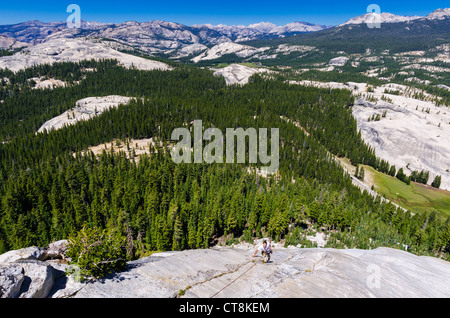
[406,176,411,185]
[358,167,365,181]
[389,165,396,177]
[396,168,406,183]
[431,175,441,189]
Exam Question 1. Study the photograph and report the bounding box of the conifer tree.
[431,175,441,189]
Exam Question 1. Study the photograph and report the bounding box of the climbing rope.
[210,261,257,298]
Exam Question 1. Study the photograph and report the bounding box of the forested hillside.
[0,60,448,260]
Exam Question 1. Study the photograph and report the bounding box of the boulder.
[0,263,24,298]
[18,260,55,298]
[0,246,58,298]
[0,246,46,263]
[47,263,88,298]
[44,240,68,260]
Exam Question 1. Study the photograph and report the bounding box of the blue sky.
[0,0,448,26]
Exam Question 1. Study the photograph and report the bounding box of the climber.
[253,239,272,263]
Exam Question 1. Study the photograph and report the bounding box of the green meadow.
[366,165,450,219]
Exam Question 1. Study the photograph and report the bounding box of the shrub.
[66,225,127,279]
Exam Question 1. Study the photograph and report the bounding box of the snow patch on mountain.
[341,12,421,26]
[340,8,450,26]
[193,21,329,43]
[270,21,330,34]
[424,8,450,20]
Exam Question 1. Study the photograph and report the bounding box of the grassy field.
[365,165,450,219]
[335,157,450,219]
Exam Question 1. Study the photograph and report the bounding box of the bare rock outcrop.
[213,64,269,85]
[0,246,46,263]
[0,263,24,298]
[0,38,171,73]
[0,240,67,298]
[69,246,450,298]
[1,242,450,298]
[17,260,55,298]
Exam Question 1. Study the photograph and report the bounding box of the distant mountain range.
[0,8,448,54]
[247,8,450,54]
[340,8,450,26]
[0,19,331,52]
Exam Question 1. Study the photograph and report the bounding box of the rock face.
[290,80,450,191]
[2,243,450,298]
[17,261,55,298]
[213,64,269,85]
[0,246,46,263]
[191,42,270,63]
[191,42,248,63]
[0,263,24,298]
[44,240,69,260]
[37,95,135,134]
[0,241,67,298]
[352,92,450,190]
[0,38,171,73]
[0,35,29,49]
[68,246,450,298]
[329,56,349,66]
